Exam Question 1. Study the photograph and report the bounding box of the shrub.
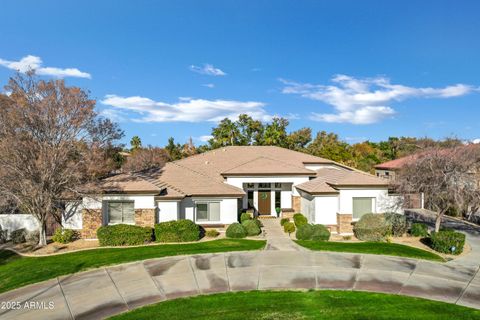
[242,219,261,236]
[97,224,153,246]
[384,212,408,237]
[343,235,352,241]
[240,212,252,223]
[253,219,263,228]
[353,213,390,242]
[52,228,78,244]
[11,228,27,244]
[155,220,200,243]
[0,226,7,244]
[283,222,296,235]
[296,224,314,240]
[226,223,247,238]
[293,213,308,228]
[280,218,290,226]
[430,231,466,255]
[410,223,429,237]
[311,224,330,241]
[25,230,40,244]
[205,229,220,238]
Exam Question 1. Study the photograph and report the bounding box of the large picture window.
[352,197,374,220]
[196,202,220,222]
[107,201,134,224]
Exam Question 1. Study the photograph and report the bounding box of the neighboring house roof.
[374,154,419,170]
[95,146,387,198]
[296,167,389,195]
[221,156,316,176]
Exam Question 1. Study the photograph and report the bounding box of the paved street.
[0,217,479,319]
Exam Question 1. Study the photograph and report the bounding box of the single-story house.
[63,146,401,238]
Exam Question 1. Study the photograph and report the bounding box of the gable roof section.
[221,156,316,176]
[295,178,339,195]
[96,173,162,194]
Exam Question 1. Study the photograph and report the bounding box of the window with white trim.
[196,202,221,222]
[352,197,374,220]
[107,201,135,224]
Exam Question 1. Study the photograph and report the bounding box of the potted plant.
[275,207,281,218]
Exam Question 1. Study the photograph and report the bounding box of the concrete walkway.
[1,217,480,319]
[261,218,304,251]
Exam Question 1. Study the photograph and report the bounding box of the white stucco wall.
[83,195,156,210]
[0,214,39,238]
[300,193,315,223]
[314,196,339,225]
[338,188,391,219]
[63,201,83,230]
[157,201,179,222]
[184,197,238,224]
[225,176,310,196]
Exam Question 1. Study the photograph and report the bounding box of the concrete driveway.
[1,217,479,320]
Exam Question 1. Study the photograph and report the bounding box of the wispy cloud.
[99,108,128,122]
[202,83,215,88]
[196,135,213,142]
[280,75,477,124]
[190,63,226,76]
[101,94,271,123]
[0,55,91,79]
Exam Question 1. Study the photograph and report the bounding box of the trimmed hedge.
[253,219,263,228]
[311,224,331,241]
[226,223,247,238]
[280,218,290,226]
[240,212,252,223]
[430,230,466,255]
[296,224,314,240]
[410,223,429,237]
[353,213,390,242]
[242,220,261,236]
[283,222,296,234]
[97,224,153,246]
[52,228,78,244]
[205,229,220,238]
[11,228,27,244]
[155,220,200,243]
[384,212,408,237]
[293,213,308,228]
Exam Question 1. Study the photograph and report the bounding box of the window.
[274,183,282,189]
[352,197,374,220]
[275,191,281,209]
[247,191,254,208]
[196,202,220,222]
[246,183,254,189]
[107,201,134,224]
[258,183,271,189]
[385,171,390,176]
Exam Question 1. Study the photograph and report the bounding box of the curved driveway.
[1,218,480,320]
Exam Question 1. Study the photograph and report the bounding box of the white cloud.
[190,64,226,76]
[196,135,213,142]
[0,55,91,78]
[101,94,271,123]
[472,138,480,144]
[202,83,215,88]
[99,108,128,122]
[280,75,477,124]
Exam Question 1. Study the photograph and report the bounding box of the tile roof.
[96,173,162,194]
[221,156,316,176]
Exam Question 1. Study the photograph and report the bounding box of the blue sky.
[1,1,479,146]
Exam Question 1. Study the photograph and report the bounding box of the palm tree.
[130,136,142,150]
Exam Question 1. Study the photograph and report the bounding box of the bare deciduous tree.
[122,146,169,172]
[0,73,123,246]
[395,145,480,232]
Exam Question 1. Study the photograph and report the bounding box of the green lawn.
[0,239,265,293]
[109,290,480,320]
[296,240,445,261]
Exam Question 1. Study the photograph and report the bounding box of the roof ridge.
[262,155,316,172]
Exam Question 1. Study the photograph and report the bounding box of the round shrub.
[25,230,40,244]
[253,219,263,228]
[430,230,466,255]
[293,213,308,228]
[155,220,200,243]
[10,228,27,244]
[283,222,296,235]
[280,218,290,226]
[240,212,252,223]
[97,224,153,246]
[353,213,390,242]
[311,224,331,241]
[296,224,314,240]
[226,223,247,238]
[242,219,261,236]
[52,228,78,244]
[384,212,408,237]
[410,223,429,237]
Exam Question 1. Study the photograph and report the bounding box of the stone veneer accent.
[292,196,301,213]
[81,209,102,239]
[135,209,156,228]
[337,213,353,234]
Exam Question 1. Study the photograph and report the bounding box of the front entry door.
[258,191,271,215]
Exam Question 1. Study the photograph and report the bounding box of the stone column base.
[135,209,156,227]
[81,209,102,239]
[337,213,353,234]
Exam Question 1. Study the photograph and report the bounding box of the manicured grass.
[296,240,445,262]
[109,290,480,320]
[0,239,265,293]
